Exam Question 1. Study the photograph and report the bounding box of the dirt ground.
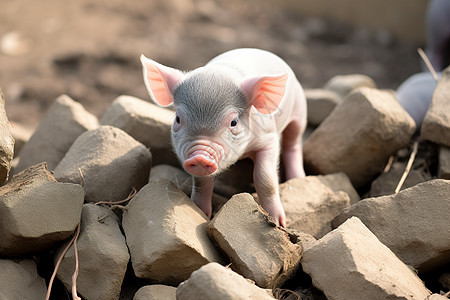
[0,0,422,130]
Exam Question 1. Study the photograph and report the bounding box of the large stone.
[122,179,223,285]
[304,87,416,188]
[176,263,276,300]
[369,162,432,197]
[54,125,151,203]
[302,217,431,300]
[15,95,98,172]
[100,95,177,166]
[421,66,450,147]
[207,193,302,289]
[333,179,450,271]
[9,122,32,158]
[427,295,449,300]
[313,172,360,204]
[56,204,130,300]
[0,259,47,300]
[305,88,341,126]
[133,285,176,300]
[323,74,377,98]
[0,162,84,256]
[281,177,350,238]
[149,164,229,216]
[0,88,14,183]
[439,146,450,179]
[149,164,192,195]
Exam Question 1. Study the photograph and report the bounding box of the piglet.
[140,48,307,227]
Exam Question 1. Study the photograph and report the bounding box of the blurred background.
[0,0,428,129]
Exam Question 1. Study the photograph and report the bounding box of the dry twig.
[71,222,82,300]
[45,222,81,300]
[418,48,439,82]
[383,155,395,173]
[95,187,137,206]
[395,140,419,194]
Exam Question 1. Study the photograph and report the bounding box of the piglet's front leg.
[253,148,286,228]
[191,176,215,218]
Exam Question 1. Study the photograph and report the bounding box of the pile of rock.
[0,68,449,300]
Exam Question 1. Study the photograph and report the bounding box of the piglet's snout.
[183,142,222,176]
[184,150,218,176]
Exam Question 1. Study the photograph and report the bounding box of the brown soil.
[0,0,421,130]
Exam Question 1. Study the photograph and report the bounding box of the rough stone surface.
[176,263,276,300]
[133,285,176,300]
[9,122,32,158]
[426,295,449,300]
[15,94,98,172]
[0,89,14,183]
[305,88,341,126]
[333,179,450,271]
[207,193,302,289]
[421,66,450,147]
[439,273,450,290]
[302,217,431,300]
[293,231,317,252]
[122,178,224,285]
[0,259,47,300]
[100,95,178,166]
[369,162,432,197]
[314,172,360,204]
[149,164,229,216]
[0,162,84,256]
[214,158,255,198]
[150,164,192,195]
[54,125,151,203]
[56,204,130,300]
[304,87,416,188]
[439,146,450,179]
[323,74,377,98]
[254,175,351,238]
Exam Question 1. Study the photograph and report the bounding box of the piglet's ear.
[140,54,184,106]
[240,73,288,115]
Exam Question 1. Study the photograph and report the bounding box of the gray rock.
[323,74,377,98]
[56,204,129,300]
[439,146,450,179]
[149,164,229,216]
[0,259,47,300]
[176,263,276,300]
[8,122,32,158]
[421,66,450,147]
[261,176,351,238]
[122,179,224,285]
[207,193,302,289]
[305,88,341,126]
[302,217,431,300]
[54,125,152,203]
[369,162,432,197]
[333,179,450,271]
[15,94,98,172]
[0,162,84,256]
[439,273,450,290]
[0,89,14,183]
[426,294,449,300]
[150,164,192,195]
[100,95,178,166]
[133,285,176,300]
[314,172,360,204]
[304,87,416,188]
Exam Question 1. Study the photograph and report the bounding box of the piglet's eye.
[230,119,238,127]
[175,115,181,124]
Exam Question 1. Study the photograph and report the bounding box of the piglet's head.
[141,54,288,176]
